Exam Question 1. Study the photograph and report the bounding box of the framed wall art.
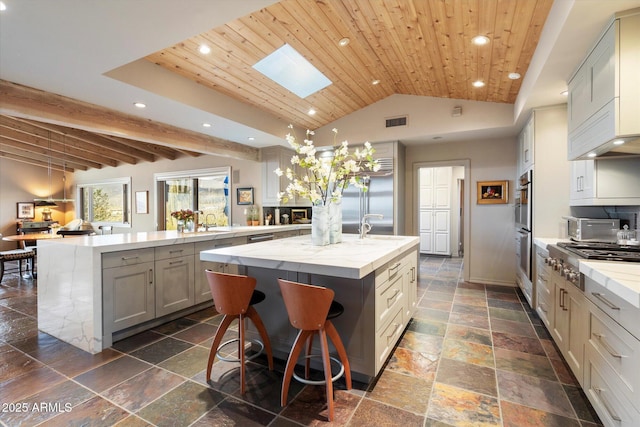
[477,180,509,204]
[135,191,149,214]
[17,202,35,219]
[237,187,254,205]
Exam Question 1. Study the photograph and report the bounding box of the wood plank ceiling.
[146,0,554,130]
[1,0,553,171]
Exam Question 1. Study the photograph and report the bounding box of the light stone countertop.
[200,234,420,279]
[533,237,570,250]
[580,260,640,308]
[36,225,310,252]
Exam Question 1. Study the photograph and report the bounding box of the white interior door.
[419,167,451,255]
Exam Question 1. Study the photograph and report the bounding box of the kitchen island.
[200,234,420,380]
[35,225,310,353]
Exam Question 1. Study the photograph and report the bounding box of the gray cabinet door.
[155,255,195,317]
[103,262,155,333]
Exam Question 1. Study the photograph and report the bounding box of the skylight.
[253,44,331,98]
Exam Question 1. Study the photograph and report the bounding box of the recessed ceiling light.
[372,79,380,85]
[587,152,597,158]
[248,137,255,141]
[508,72,521,80]
[560,90,568,96]
[472,80,485,88]
[202,123,211,128]
[308,108,316,115]
[613,139,625,145]
[0,2,6,11]
[338,37,350,47]
[198,44,211,55]
[133,102,146,108]
[253,44,332,98]
[472,35,490,46]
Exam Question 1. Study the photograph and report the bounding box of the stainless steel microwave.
[566,217,620,242]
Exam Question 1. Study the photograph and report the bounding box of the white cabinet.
[570,157,640,206]
[154,243,195,317]
[261,146,308,206]
[419,167,451,255]
[102,248,155,334]
[518,114,534,173]
[374,249,417,372]
[551,277,587,384]
[567,10,640,159]
[535,247,552,327]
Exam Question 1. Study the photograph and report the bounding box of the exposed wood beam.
[0,135,97,170]
[0,80,260,162]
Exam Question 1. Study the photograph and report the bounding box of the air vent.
[385,116,407,128]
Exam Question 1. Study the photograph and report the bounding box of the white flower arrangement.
[275,126,381,206]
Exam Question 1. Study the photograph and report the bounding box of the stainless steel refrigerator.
[341,158,395,235]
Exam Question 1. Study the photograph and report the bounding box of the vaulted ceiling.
[146,0,553,130]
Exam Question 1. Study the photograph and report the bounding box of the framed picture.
[237,187,254,205]
[17,202,35,219]
[291,209,308,221]
[135,191,149,214]
[477,180,509,204]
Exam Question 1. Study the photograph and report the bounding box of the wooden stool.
[205,270,273,394]
[278,279,352,421]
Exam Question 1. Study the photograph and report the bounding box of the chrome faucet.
[360,214,383,239]
[205,213,216,229]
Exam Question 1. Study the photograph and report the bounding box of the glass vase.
[176,220,185,233]
[311,205,330,246]
[186,219,195,232]
[329,200,342,244]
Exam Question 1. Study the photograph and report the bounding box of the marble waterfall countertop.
[200,234,420,279]
[36,225,310,252]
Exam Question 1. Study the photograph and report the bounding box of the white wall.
[73,154,262,233]
[406,137,518,286]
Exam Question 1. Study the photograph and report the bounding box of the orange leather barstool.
[205,270,274,394]
[278,278,352,421]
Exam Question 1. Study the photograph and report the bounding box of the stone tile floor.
[0,256,602,426]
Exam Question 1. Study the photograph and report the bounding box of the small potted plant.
[245,205,260,226]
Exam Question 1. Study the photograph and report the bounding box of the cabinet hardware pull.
[389,262,401,276]
[591,293,620,310]
[169,249,184,254]
[169,260,184,265]
[593,333,624,358]
[149,269,153,285]
[559,288,566,310]
[121,256,139,261]
[386,323,401,342]
[411,266,416,282]
[249,234,274,241]
[593,387,622,422]
[387,289,400,302]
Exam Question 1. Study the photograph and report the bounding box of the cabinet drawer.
[375,254,410,288]
[375,305,404,371]
[585,345,640,426]
[102,248,155,269]
[376,273,404,332]
[155,243,194,260]
[588,302,640,410]
[585,276,640,340]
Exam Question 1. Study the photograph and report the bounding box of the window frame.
[76,177,132,227]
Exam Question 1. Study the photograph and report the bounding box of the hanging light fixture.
[60,134,74,203]
[34,130,57,220]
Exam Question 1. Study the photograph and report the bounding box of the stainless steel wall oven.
[515,170,533,280]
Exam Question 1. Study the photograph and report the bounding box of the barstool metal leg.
[282,329,312,407]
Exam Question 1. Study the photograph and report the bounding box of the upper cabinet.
[261,146,310,207]
[570,157,640,206]
[567,9,640,159]
[518,113,534,174]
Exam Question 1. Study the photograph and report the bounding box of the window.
[78,178,131,225]
[156,167,230,230]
